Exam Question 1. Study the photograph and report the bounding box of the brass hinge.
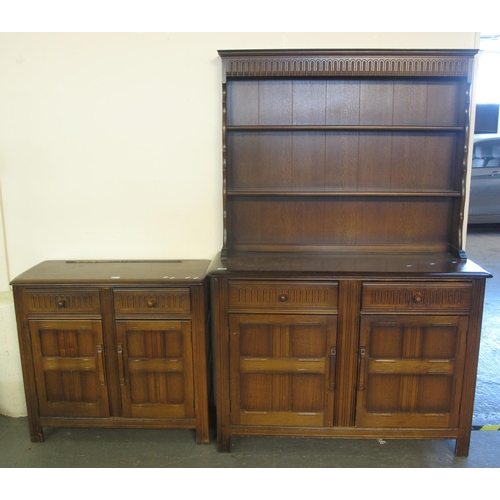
[329,346,337,391]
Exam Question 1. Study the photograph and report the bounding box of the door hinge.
[329,346,337,391]
[358,346,366,391]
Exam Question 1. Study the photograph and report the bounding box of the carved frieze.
[219,50,476,82]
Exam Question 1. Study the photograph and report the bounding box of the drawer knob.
[147,299,156,308]
[56,298,66,308]
[278,294,288,302]
[413,295,423,304]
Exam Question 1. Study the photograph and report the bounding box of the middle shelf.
[226,190,462,198]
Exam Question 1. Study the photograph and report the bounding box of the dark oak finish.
[11,260,211,444]
[210,49,491,456]
[220,49,475,259]
[229,313,337,428]
[356,314,468,428]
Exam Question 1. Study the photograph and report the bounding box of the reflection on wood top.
[208,252,491,278]
[10,260,211,285]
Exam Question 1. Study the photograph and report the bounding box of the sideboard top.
[208,251,492,278]
[10,260,211,285]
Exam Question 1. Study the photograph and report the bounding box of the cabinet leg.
[217,431,231,452]
[195,423,211,444]
[454,436,470,457]
[194,402,211,444]
[28,419,44,443]
[196,435,211,444]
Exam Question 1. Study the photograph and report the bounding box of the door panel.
[29,319,110,417]
[229,314,337,427]
[356,315,468,428]
[115,320,194,419]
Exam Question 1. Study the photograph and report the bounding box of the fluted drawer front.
[228,281,338,311]
[361,282,472,312]
[113,289,191,314]
[25,289,101,313]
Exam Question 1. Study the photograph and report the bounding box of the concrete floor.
[466,224,500,428]
[1,414,500,467]
[1,224,499,468]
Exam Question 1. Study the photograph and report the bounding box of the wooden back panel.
[219,50,477,258]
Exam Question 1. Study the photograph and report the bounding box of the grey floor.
[1,224,499,468]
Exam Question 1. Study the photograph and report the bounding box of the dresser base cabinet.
[11,260,211,444]
[210,49,492,456]
[209,253,490,456]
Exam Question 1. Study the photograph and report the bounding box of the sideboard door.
[115,320,195,419]
[29,319,110,417]
[229,314,337,427]
[355,315,468,428]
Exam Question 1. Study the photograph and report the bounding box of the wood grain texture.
[212,49,489,457]
[11,261,211,444]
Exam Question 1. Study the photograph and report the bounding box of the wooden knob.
[56,299,66,308]
[413,295,422,304]
[147,299,156,308]
[279,294,288,302]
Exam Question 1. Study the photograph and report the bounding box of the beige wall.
[0,32,479,416]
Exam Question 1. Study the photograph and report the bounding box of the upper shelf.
[226,125,465,132]
[224,78,469,128]
[226,190,462,198]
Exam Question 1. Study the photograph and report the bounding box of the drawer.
[113,288,191,314]
[228,281,338,312]
[361,282,472,312]
[24,288,101,314]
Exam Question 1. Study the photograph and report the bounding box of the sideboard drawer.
[113,288,191,314]
[361,282,472,312]
[25,288,101,314]
[228,281,338,312]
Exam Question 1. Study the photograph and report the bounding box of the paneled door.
[29,319,110,417]
[356,315,468,428]
[229,314,337,427]
[115,320,195,419]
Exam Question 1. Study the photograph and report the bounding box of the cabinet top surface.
[10,260,211,285]
[208,252,491,278]
[218,48,478,57]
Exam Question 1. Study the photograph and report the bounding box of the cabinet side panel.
[211,277,232,451]
[456,279,487,456]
